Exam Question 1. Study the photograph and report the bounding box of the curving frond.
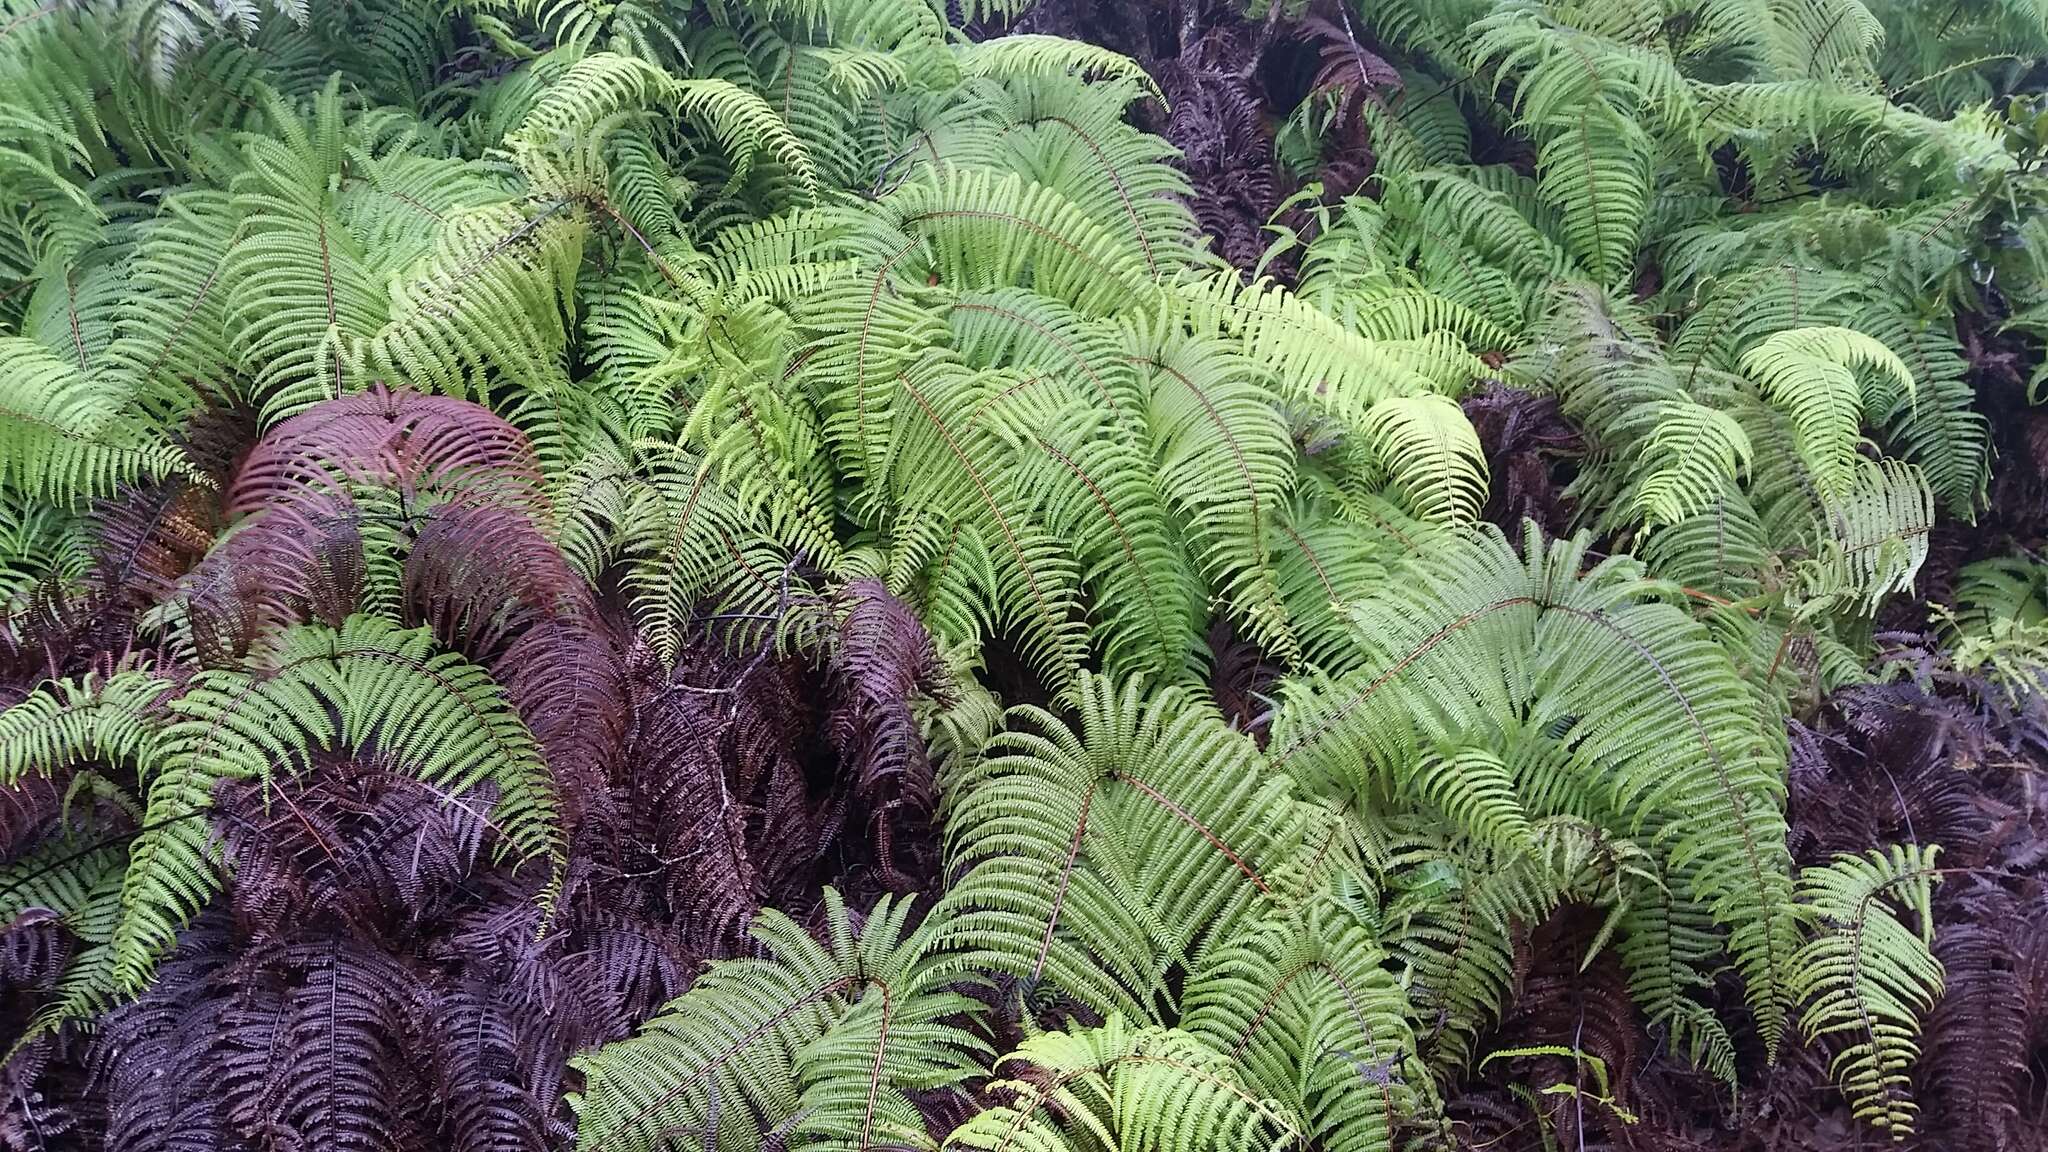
[0,338,190,506]
[1269,525,1800,1056]
[570,890,987,1152]
[98,616,558,991]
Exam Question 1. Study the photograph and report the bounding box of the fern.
[942,1018,1308,1152]
[1740,325,1915,501]
[570,890,987,1152]
[1269,526,1801,1058]
[936,673,1303,1019]
[0,337,190,505]
[0,0,2038,1144]
[1791,843,1944,1137]
[0,617,561,992]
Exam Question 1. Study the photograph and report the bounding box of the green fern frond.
[359,200,587,397]
[1183,897,1433,1152]
[1632,403,1754,528]
[954,35,1160,101]
[1798,458,1934,614]
[0,337,190,505]
[1270,525,1800,1056]
[1535,105,1652,285]
[114,616,560,991]
[1127,317,1301,666]
[1358,393,1490,525]
[225,87,389,423]
[1791,843,1944,1138]
[1741,325,1913,499]
[0,670,173,788]
[936,673,1304,1019]
[571,889,988,1152]
[943,1017,1308,1152]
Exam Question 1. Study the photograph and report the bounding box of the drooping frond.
[936,673,1304,1019]
[1740,326,1915,499]
[942,1018,1308,1152]
[1269,525,1800,1056]
[0,338,189,506]
[953,35,1159,100]
[107,616,559,990]
[1357,393,1490,525]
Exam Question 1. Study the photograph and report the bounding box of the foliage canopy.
[2,0,2047,1149]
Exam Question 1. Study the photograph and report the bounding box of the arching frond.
[108,616,558,990]
[1741,325,1914,499]
[1358,393,1490,525]
[0,337,189,505]
[954,35,1159,101]
[1269,526,1800,1055]
[937,674,1304,1019]
[570,890,987,1152]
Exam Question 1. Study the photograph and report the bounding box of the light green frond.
[674,78,820,201]
[1129,319,1301,666]
[880,166,1160,316]
[1183,898,1432,1152]
[1792,844,1943,1137]
[359,200,587,396]
[511,51,673,146]
[1632,403,1754,527]
[0,670,173,788]
[1741,326,1911,499]
[954,35,1160,101]
[225,90,390,423]
[987,381,1205,684]
[1269,526,1799,1056]
[1358,393,1489,525]
[0,337,189,505]
[572,890,987,1152]
[936,674,1304,1019]
[1535,104,1652,284]
[1408,747,1535,853]
[943,1018,1307,1152]
[878,358,1090,691]
[1169,272,1440,415]
[1798,458,1934,614]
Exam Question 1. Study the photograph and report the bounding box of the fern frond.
[0,669,173,787]
[1270,526,1800,1055]
[954,35,1160,101]
[1184,897,1432,1152]
[1632,403,1754,528]
[0,337,189,505]
[936,674,1304,1018]
[1791,843,1944,1137]
[1799,458,1934,614]
[943,1017,1307,1152]
[1741,325,1914,500]
[114,616,560,991]
[1358,394,1490,525]
[571,890,987,1152]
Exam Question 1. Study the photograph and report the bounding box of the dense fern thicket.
[1,0,2046,1148]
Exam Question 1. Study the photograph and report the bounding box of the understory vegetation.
[2,0,2047,1148]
